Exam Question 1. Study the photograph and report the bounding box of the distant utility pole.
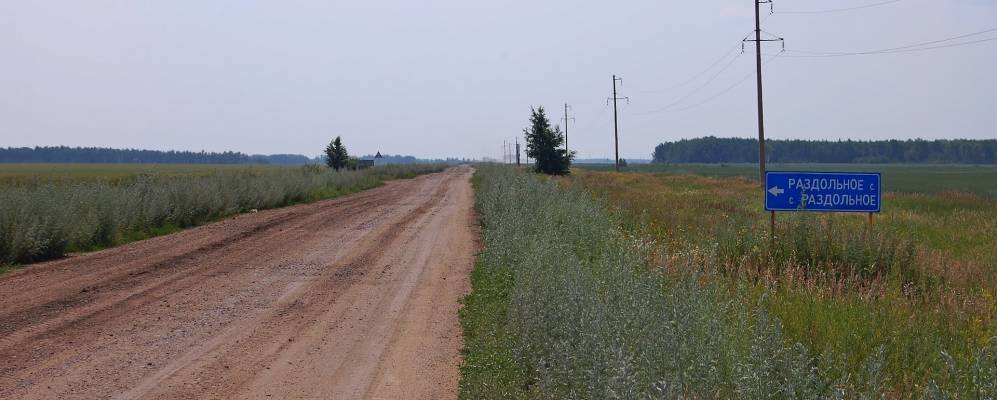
[503,140,508,164]
[608,75,629,171]
[562,103,575,157]
[515,138,521,166]
[523,141,528,165]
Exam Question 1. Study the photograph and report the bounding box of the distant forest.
[0,146,466,165]
[0,146,323,164]
[651,137,997,164]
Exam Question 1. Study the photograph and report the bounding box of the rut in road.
[0,166,477,400]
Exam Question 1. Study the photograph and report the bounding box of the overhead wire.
[632,26,778,115]
[674,52,784,112]
[783,27,997,57]
[633,13,772,96]
[596,4,996,121]
[776,0,904,14]
[633,43,742,94]
[634,51,745,115]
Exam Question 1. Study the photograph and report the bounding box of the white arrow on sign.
[768,186,785,196]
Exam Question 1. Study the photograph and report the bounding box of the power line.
[776,0,903,14]
[628,12,777,111]
[588,101,614,133]
[633,43,742,95]
[634,51,745,115]
[783,27,997,57]
[675,53,783,112]
[631,8,775,96]
[633,47,785,115]
[633,15,774,97]
[635,27,786,115]
[783,37,997,57]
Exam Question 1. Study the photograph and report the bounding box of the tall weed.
[463,165,995,399]
[0,164,445,264]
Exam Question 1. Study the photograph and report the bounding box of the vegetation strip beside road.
[460,165,995,399]
[568,168,997,394]
[577,163,997,196]
[0,164,446,268]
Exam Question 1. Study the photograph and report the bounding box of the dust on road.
[0,166,477,399]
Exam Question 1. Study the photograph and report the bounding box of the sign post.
[765,171,881,235]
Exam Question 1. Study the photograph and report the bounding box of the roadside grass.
[462,165,997,399]
[0,263,15,274]
[577,163,997,197]
[459,258,529,400]
[561,168,996,395]
[0,163,447,268]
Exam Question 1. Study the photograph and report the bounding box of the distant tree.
[618,158,628,168]
[524,107,571,175]
[325,137,349,170]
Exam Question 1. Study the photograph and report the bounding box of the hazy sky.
[2,0,995,160]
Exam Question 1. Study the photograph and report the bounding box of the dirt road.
[0,166,477,399]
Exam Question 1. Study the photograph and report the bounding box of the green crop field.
[0,163,446,267]
[577,163,997,196]
[460,164,996,399]
[0,163,288,185]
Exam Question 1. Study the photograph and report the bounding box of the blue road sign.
[765,171,881,213]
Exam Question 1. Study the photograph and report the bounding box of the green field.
[0,163,446,267]
[577,163,997,196]
[0,163,290,185]
[461,165,996,399]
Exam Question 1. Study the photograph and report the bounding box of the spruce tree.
[325,136,349,170]
[524,106,572,175]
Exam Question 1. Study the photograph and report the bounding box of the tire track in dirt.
[122,169,457,399]
[0,191,382,333]
[0,191,384,356]
[0,166,476,400]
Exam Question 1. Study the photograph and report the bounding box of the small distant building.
[357,159,375,169]
[357,152,383,169]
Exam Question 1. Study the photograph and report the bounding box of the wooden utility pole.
[742,0,783,238]
[609,75,628,172]
[612,76,620,171]
[754,0,767,187]
[515,138,521,166]
[563,103,574,157]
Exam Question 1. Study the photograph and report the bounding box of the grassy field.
[461,165,995,399]
[576,163,997,196]
[565,167,995,396]
[0,163,447,267]
[0,163,281,184]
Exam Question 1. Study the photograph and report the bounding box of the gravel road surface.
[0,166,477,399]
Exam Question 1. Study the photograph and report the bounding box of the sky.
[1,0,995,160]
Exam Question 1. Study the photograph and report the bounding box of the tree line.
[0,146,465,165]
[0,146,321,165]
[651,137,997,164]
